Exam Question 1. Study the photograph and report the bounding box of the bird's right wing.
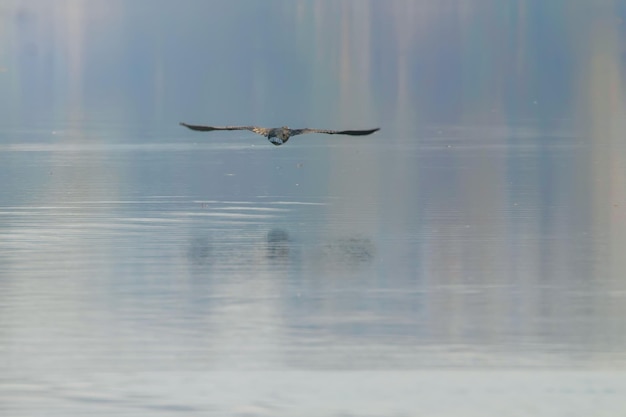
[180,123,270,137]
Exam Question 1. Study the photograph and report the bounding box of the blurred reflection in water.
[266,228,290,260]
[318,237,376,266]
[187,236,212,266]
[1,0,626,416]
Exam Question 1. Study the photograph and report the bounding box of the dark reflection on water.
[187,236,212,266]
[319,237,376,266]
[266,228,291,260]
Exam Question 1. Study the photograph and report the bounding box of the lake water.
[1,1,626,416]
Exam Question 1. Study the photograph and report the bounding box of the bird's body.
[180,122,379,146]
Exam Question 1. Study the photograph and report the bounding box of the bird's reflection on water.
[266,228,291,260]
[264,229,377,269]
[187,236,212,266]
[187,226,376,270]
[319,237,376,266]
[265,228,377,267]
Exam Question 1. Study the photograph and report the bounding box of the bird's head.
[274,126,291,143]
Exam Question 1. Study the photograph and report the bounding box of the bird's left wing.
[290,127,380,137]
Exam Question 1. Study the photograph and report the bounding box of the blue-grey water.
[2,1,626,416]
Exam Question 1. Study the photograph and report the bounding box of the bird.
[180,122,380,146]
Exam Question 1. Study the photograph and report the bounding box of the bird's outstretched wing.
[290,127,380,137]
[180,123,271,137]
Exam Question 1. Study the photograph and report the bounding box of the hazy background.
[1,1,626,416]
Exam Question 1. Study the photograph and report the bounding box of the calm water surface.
[2,1,626,416]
